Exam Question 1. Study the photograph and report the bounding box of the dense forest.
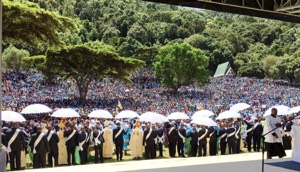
[4,0,300,85]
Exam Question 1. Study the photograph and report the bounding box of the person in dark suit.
[198,126,208,157]
[78,126,89,164]
[208,126,217,156]
[5,123,26,171]
[64,124,78,166]
[30,126,49,169]
[218,124,227,155]
[113,122,127,161]
[156,124,164,157]
[92,125,104,163]
[151,124,158,158]
[283,116,293,150]
[177,123,187,157]
[244,118,254,152]
[143,124,156,159]
[252,119,263,152]
[187,124,199,157]
[167,123,177,157]
[226,123,237,154]
[234,121,241,153]
[1,132,7,165]
[46,125,59,167]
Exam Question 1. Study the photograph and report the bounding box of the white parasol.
[216,111,241,120]
[88,110,113,119]
[191,117,217,126]
[115,110,139,119]
[167,112,189,120]
[230,103,251,112]
[288,106,300,114]
[139,112,169,123]
[51,108,80,118]
[191,110,214,119]
[263,105,290,116]
[21,104,52,114]
[2,111,26,122]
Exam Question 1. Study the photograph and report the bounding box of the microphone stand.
[261,127,278,172]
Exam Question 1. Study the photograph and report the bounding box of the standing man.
[218,123,227,155]
[92,124,104,163]
[177,123,186,157]
[234,121,241,153]
[167,123,177,157]
[156,124,164,157]
[5,122,26,171]
[226,123,237,154]
[64,124,78,166]
[198,125,208,157]
[103,121,113,159]
[113,122,127,161]
[46,125,60,167]
[252,119,263,152]
[188,124,199,157]
[30,126,49,169]
[143,124,156,159]
[263,108,286,159]
[244,118,254,152]
[208,126,217,156]
[78,126,89,164]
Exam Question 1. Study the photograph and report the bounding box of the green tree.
[237,62,265,79]
[154,43,209,91]
[263,55,280,78]
[3,45,30,71]
[45,41,144,102]
[3,0,75,48]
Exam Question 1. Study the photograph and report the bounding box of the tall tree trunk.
[75,77,92,104]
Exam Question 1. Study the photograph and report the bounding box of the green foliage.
[154,43,209,91]
[3,45,30,71]
[3,0,75,49]
[22,55,46,70]
[238,62,265,79]
[45,41,145,102]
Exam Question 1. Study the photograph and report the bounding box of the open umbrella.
[263,105,290,116]
[139,112,169,123]
[216,111,241,120]
[88,110,113,119]
[21,104,52,114]
[51,108,80,118]
[230,103,251,112]
[115,110,139,119]
[167,112,189,120]
[2,111,26,122]
[191,117,217,126]
[191,110,214,119]
[288,106,300,114]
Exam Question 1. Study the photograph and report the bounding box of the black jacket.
[253,123,263,138]
[177,128,187,143]
[167,127,177,144]
[78,131,89,149]
[218,128,227,142]
[30,132,49,154]
[198,128,208,145]
[188,130,199,145]
[46,130,59,153]
[1,133,7,146]
[208,126,217,142]
[244,120,254,137]
[5,128,26,151]
[64,129,78,148]
[92,129,104,145]
[143,129,156,146]
[226,127,237,142]
[113,127,126,145]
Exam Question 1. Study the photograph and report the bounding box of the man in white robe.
[129,121,143,159]
[263,108,286,159]
[103,121,114,158]
[57,120,68,164]
[290,119,300,163]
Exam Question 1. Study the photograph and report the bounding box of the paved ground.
[22,150,299,172]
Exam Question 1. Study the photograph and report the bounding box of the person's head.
[192,124,197,130]
[151,123,156,129]
[146,123,151,130]
[271,108,278,116]
[157,123,162,128]
[116,122,121,127]
[81,127,85,132]
[46,125,53,131]
[180,122,185,128]
[11,122,18,129]
[37,126,43,133]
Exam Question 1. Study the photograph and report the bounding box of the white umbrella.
[216,111,241,120]
[263,105,290,116]
[167,112,189,120]
[288,106,300,114]
[230,103,251,112]
[115,110,139,119]
[139,112,169,123]
[2,111,26,122]
[191,110,214,119]
[191,117,217,126]
[88,110,113,119]
[51,108,80,118]
[21,104,52,114]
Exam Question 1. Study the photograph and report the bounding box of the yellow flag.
[118,100,123,110]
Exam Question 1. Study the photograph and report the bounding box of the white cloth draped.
[263,115,283,143]
[103,127,114,158]
[290,125,300,163]
[129,128,144,158]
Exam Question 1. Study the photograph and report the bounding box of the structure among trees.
[213,62,235,78]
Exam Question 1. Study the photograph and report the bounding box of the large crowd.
[3,68,300,117]
[1,68,300,171]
